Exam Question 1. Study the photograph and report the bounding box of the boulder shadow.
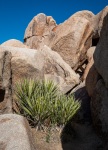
[60,86,102,150]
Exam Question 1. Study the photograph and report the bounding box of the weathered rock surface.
[24,13,56,50]
[0,114,36,150]
[24,11,94,71]
[1,39,28,48]
[50,11,94,70]
[42,46,80,93]
[0,45,79,95]
[0,51,12,114]
[92,6,108,38]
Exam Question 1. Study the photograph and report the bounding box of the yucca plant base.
[15,79,80,130]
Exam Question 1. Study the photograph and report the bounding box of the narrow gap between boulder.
[0,89,5,103]
[75,59,88,78]
[92,37,99,46]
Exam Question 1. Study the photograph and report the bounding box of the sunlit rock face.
[24,13,56,50]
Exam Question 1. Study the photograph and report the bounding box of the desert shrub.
[15,79,80,129]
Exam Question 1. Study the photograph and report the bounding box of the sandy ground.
[32,123,104,150]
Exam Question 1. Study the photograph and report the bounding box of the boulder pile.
[0,6,108,150]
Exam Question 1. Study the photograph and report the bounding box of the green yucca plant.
[15,79,59,127]
[15,78,80,129]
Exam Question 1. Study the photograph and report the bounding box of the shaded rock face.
[93,14,108,138]
[0,114,36,150]
[86,14,108,140]
[61,81,103,150]
[1,39,28,48]
[71,81,92,124]
[0,51,12,114]
[91,79,108,137]
[61,122,103,150]
[24,13,56,50]
[94,14,108,87]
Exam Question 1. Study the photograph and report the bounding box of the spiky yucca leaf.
[50,94,80,126]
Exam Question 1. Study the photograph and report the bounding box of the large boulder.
[0,45,80,95]
[94,14,108,87]
[0,114,36,150]
[24,13,56,50]
[1,39,28,48]
[86,14,108,140]
[50,11,94,70]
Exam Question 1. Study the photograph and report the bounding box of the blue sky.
[0,0,108,44]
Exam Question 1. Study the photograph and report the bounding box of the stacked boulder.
[24,11,94,72]
[0,6,108,150]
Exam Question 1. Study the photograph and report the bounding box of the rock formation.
[24,11,94,72]
[0,5,108,150]
[0,45,79,95]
